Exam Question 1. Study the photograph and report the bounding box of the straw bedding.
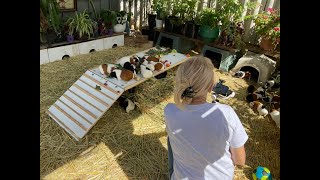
[40,38,280,180]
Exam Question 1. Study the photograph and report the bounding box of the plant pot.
[76,34,89,41]
[193,24,200,39]
[260,37,276,51]
[66,35,74,43]
[47,31,57,45]
[40,32,47,44]
[173,23,184,35]
[184,21,195,38]
[114,24,126,33]
[198,25,220,43]
[94,31,99,38]
[165,16,178,32]
[148,14,157,30]
[155,19,163,29]
[108,28,113,36]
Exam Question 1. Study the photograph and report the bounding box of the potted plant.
[40,0,63,45]
[196,8,220,43]
[114,11,127,33]
[100,9,117,35]
[166,0,186,34]
[152,0,167,29]
[40,8,48,44]
[215,0,248,49]
[249,8,280,51]
[66,10,96,40]
[65,19,75,43]
[147,12,157,30]
[182,0,198,38]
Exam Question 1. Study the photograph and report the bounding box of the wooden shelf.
[40,33,125,50]
[154,29,280,60]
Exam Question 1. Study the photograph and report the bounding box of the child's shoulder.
[164,103,176,111]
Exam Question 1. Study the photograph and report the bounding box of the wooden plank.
[68,88,104,113]
[47,110,80,141]
[74,80,111,107]
[48,105,86,139]
[57,99,93,125]
[80,75,120,101]
[78,78,115,101]
[53,104,88,131]
[62,94,98,119]
[70,84,108,109]
[83,73,121,95]
[73,83,109,107]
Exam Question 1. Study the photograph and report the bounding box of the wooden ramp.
[47,49,188,141]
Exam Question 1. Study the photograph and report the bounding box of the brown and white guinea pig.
[150,61,165,71]
[118,96,135,113]
[272,102,280,111]
[269,104,280,128]
[140,64,153,78]
[109,69,135,81]
[160,60,171,68]
[246,92,264,102]
[99,64,116,75]
[142,60,155,71]
[130,55,141,66]
[249,101,268,116]
[147,56,159,62]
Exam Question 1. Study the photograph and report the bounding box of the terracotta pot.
[260,37,276,51]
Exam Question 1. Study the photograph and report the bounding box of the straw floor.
[40,37,280,180]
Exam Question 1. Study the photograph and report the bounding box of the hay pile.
[40,40,280,180]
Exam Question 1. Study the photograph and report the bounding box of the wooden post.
[140,0,144,30]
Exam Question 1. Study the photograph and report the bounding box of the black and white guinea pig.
[118,96,135,113]
[123,62,137,75]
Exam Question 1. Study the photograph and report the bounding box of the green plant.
[100,9,117,28]
[40,0,62,35]
[195,8,220,28]
[40,8,48,33]
[115,10,130,24]
[247,8,280,45]
[152,0,168,19]
[216,0,257,49]
[88,0,98,19]
[184,0,198,21]
[66,10,97,39]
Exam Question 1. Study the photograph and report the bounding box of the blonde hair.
[174,56,217,110]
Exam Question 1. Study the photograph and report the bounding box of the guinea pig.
[249,101,268,116]
[269,108,280,128]
[118,96,135,113]
[110,69,135,81]
[99,64,116,75]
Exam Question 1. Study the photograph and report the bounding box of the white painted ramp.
[47,49,189,141]
[47,71,124,141]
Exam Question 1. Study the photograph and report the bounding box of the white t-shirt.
[164,102,248,180]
